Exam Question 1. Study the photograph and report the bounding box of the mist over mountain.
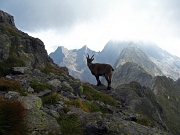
[114,43,163,77]
[97,41,128,65]
[50,40,180,84]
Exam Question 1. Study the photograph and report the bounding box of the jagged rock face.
[114,44,163,77]
[49,46,66,65]
[0,10,53,70]
[0,10,15,27]
[115,81,169,132]
[113,76,180,135]
[112,62,155,89]
[149,55,180,80]
[153,76,180,135]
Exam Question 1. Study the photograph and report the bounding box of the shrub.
[66,99,111,114]
[136,116,151,127]
[41,93,60,105]
[2,26,19,37]
[40,63,63,75]
[0,62,11,77]
[82,84,118,107]
[0,55,25,77]
[0,96,27,135]
[0,79,23,92]
[84,101,111,114]
[66,99,90,113]
[5,54,25,67]
[57,113,83,135]
[30,80,50,93]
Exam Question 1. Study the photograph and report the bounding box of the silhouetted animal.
[86,54,114,90]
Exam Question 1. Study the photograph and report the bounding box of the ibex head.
[86,54,94,67]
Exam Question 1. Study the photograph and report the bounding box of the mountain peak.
[128,42,137,48]
[114,45,163,77]
[79,45,88,52]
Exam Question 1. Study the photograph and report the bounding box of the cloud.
[0,0,112,32]
[1,0,180,57]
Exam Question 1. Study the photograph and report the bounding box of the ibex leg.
[105,75,111,90]
[95,75,102,86]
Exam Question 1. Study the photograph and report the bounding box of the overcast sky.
[0,0,180,57]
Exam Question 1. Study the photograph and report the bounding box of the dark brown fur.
[86,54,114,90]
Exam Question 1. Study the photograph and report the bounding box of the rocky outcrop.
[0,10,15,27]
[0,10,53,70]
[114,44,163,77]
[18,95,61,134]
[112,62,155,89]
[115,81,169,132]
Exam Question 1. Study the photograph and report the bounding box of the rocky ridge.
[0,68,172,135]
[114,44,163,77]
[112,62,155,89]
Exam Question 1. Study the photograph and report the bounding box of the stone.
[5,75,12,79]
[18,95,42,109]
[25,108,61,135]
[62,91,74,97]
[27,87,34,93]
[5,91,20,99]
[11,67,29,75]
[60,66,69,74]
[49,110,60,118]
[37,89,51,97]
[47,79,62,91]
[61,81,74,92]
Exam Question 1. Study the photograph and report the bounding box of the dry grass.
[0,96,27,135]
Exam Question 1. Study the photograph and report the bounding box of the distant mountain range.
[49,40,180,85]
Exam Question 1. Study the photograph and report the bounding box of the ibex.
[86,54,114,90]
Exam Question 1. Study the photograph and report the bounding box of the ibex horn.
[91,55,94,59]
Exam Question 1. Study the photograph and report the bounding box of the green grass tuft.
[66,99,112,114]
[82,84,118,107]
[57,113,83,135]
[41,93,60,105]
[30,80,50,93]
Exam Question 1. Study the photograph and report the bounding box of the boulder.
[27,87,34,93]
[25,108,61,135]
[18,95,42,109]
[37,89,51,97]
[61,81,73,92]
[11,67,29,75]
[5,91,20,99]
[47,79,62,91]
